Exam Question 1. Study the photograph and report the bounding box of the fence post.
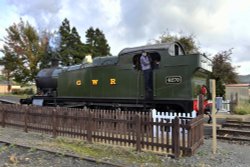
[24,106,28,133]
[172,116,180,158]
[1,108,5,128]
[87,109,92,143]
[135,114,141,152]
[52,108,57,138]
[230,93,235,113]
[235,93,238,105]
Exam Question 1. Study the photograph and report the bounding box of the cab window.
[133,52,161,70]
[169,44,184,56]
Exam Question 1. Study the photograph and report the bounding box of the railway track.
[0,96,20,104]
[217,119,250,143]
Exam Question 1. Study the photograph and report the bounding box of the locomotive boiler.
[21,42,212,112]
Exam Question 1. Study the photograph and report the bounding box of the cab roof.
[118,42,186,55]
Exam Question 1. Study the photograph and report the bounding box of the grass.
[0,145,8,153]
[234,103,250,115]
[54,137,163,166]
[196,150,208,157]
[28,147,37,153]
[0,93,30,99]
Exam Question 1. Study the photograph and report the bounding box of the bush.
[235,103,250,115]
[23,88,34,95]
[11,88,34,95]
[11,89,22,95]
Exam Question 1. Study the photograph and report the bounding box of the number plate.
[165,76,182,84]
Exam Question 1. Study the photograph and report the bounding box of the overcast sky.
[0,0,249,75]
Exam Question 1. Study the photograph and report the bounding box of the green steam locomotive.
[21,42,212,112]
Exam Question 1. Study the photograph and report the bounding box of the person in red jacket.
[202,85,212,123]
[193,85,212,123]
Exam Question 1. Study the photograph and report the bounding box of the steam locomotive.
[21,42,212,112]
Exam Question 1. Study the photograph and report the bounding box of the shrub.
[23,88,34,95]
[11,88,34,95]
[11,89,22,95]
[235,103,250,115]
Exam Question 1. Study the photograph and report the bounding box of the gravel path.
[0,142,111,167]
[167,139,250,167]
[0,128,118,167]
[0,127,250,167]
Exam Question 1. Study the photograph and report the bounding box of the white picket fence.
[152,109,197,137]
[204,97,230,113]
[215,97,230,112]
[151,97,231,137]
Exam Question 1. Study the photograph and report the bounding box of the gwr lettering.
[92,80,98,85]
[110,78,116,85]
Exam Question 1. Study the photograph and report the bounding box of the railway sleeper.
[222,123,250,130]
[217,129,250,137]
[217,135,250,143]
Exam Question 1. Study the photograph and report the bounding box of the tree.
[59,18,73,65]
[0,19,48,84]
[211,49,238,97]
[59,18,86,65]
[0,46,17,90]
[71,27,87,64]
[39,31,52,69]
[85,27,111,57]
[85,27,95,54]
[153,31,200,54]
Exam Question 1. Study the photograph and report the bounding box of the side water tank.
[35,67,63,91]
